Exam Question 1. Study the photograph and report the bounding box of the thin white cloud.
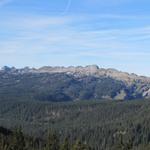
[61,0,72,15]
[1,16,71,29]
[1,24,150,57]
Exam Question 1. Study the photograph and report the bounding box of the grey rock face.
[28,65,150,85]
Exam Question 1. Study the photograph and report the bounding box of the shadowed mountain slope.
[0,65,150,101]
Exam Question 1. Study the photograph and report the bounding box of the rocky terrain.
[2,65,150,83]
[1,65,150,101]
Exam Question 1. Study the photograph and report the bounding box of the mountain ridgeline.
[1,65,150,102]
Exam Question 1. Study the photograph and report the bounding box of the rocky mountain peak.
[1,65,150,85]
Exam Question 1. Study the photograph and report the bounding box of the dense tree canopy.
[0,100,150,149]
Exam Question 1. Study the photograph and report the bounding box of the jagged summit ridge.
[1,65,150,84]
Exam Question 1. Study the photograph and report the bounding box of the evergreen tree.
[45,132,59,150]
[10,128,26,150]
[72,140,91,150]
[60,137,70,150]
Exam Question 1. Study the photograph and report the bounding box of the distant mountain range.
[0,65,150,102]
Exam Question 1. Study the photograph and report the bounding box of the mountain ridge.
[1,65,150,101]
[1,65,150,84]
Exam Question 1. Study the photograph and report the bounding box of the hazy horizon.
[0,0,150,76]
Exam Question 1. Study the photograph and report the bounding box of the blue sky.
[0,0,150,75]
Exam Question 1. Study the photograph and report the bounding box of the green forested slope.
[0,100,150,149]
[0,126,91,150]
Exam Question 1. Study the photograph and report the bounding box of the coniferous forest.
[0,100,150,149]
[0,126,91,150]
